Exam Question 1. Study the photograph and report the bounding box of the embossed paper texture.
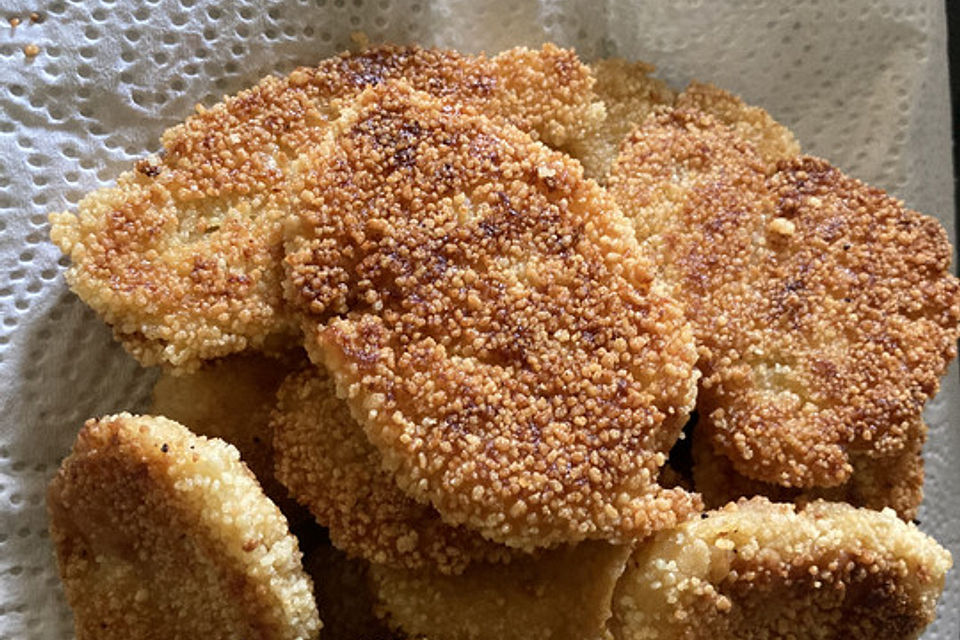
[0,0,955,637]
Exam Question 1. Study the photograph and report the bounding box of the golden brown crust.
[149,351,305,516]
[272,368,512,574]
[49,44,602,371]
[47,414,320,640]
[565,66,797,184]
[302,541,397,640]
[284,81,701,548]
[609,110,960,487]
[674,81,800,171]
[691,420,926,521]
[611,498,952,640]
[371,541,632,640]
[568,58,675,182]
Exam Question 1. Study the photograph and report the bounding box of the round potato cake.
[284,81,701,549]
[47,413,320,640]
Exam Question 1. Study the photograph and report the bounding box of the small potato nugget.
[150,352,302,512]
[371,542,632,640]
[47,414,320,640]
[50,44,602,370]
[611,498,952,640]
[691,421,926,521]
[273,368,511,575]
[285,81,701,549]
[610,110,960,488]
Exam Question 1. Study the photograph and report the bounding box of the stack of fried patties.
[47,43,960,640]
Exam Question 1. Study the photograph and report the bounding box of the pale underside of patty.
[609,108,960,488]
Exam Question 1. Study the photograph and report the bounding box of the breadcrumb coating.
[47,413,320,640]
[691,420,926,521]
[371,541,632,640]
[302,541,397,640]
[150,351,304,515]
[566,64,797,184]
[285,81,701,548]
[568,58,675,181]
[674,82,800,171]
[611,498,951,640]
[609,110,960,487]
[49,43,602,370]
[273,368,513,574]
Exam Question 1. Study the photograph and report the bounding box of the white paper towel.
[0,0,955,637]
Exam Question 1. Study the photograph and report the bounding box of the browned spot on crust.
[674,81,800,171]
[284,82,701,549]
[49,44,602,371]
[272,367,513,575]
[610,109,960,488]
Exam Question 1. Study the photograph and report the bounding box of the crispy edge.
[272,367,514,575]
[674,81,800,171]
[691,420,926,521]
[567,58,676,182]
[149,351,308,521]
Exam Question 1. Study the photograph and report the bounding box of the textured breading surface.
[609,109,960,487]
[285,81,701,549]
[674,82,799,171]
[611,498,952,640]
[49,44,602,370]
[150,352,303,514]
[566,63,797,184]
[569,58,675,181]
[691,421,926,521]
[47,413,320,640]
[371,541,632,640]
[273,368,512,574]
[302,541,397,640]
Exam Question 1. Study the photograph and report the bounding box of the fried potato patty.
[49,44,602,370]
[569,58,675,181]
[611,498,952,640]
[674,82,799,171]
[150,352,302,513]
[568,63,797,183]
[609,109,960,487]
[691,420,926,521]
[371,541,632,640]
[284,81,701,549]
[273,368,512,574]
[47,413,320,640]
